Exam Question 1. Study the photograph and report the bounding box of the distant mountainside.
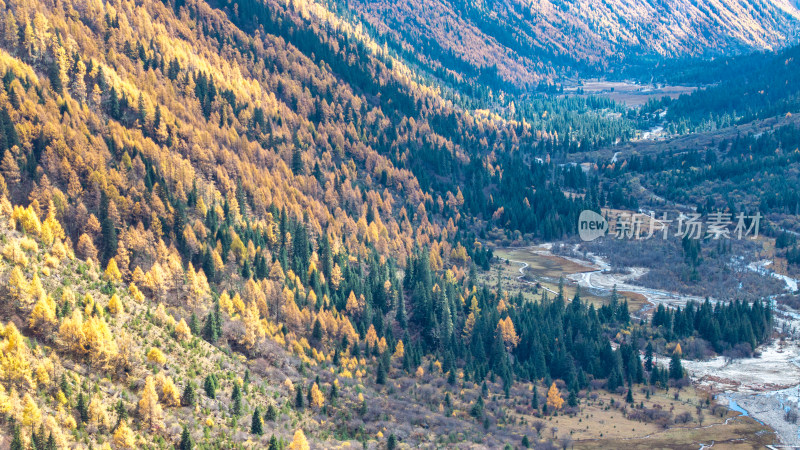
[348,0,800,87]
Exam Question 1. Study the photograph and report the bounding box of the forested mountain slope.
[0,0,596,446]
[347,0,800,87]
[0,0,783,448]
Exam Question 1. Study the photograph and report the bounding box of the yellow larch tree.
[21,393,41,428]
[232,293,246,317]
[155,373,181,407]
[40,199,64,246]
[138,376,163,431]
[289,429,310,450]
[85,214,101,238]
[496,298,507,313]
[546,382,564,411]
[496,317,520,351]
[7,267,28,302]
[104,258,122,283]
[330,263,343,289]
[175,318,191,342]
[12,204,41,237]
[132,267,146,285]
[108,294,123,315]
[113,420,136,449]
[1,322,32,386]
[88,395,109,431]
[218,292,234,316]
[153,303,170,326]
[241,301,265,349]
[392,340,404,362]
[0,386,20,420]
[345,290,360,315]
[282,292,303,330]
[365,324,378,349]
[29,294,57,334]
[146,262,167,299]
[28,273,45,305]
[147,348,166,365]
[269,260,285,281]
[76,233,98,263]
[58,310,87,355]
[310,382,324,409]
[129,282,146,303]
[83,315,118,371]
[377,337,387,354]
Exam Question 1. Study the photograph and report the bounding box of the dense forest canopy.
[0,0,790,447]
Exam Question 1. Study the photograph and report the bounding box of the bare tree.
[532,420,545,437]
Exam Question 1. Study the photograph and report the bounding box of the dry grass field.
[489,247,650,313]
[505,382,773,449]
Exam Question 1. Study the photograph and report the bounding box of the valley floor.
[491,244,800,446]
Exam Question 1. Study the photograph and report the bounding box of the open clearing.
[509,382,772,449]
[489,246,610,308]
[492,246,664,314]
[574,415,771,449]
[564,79,696,107]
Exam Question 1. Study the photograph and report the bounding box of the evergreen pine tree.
[251,407,263,435]
[396,291,407,328]
[31,426,42,450]
[179,426,193,450]
[45,433,56,450]
[292,148,304,174]
[312,318,323,341]
[470,395,484,418]
[232,383,242,416]
[9,425,22,450]
[204,375,217,399]
[376,362,386,385]
[333,348,341,366]
[568,389,578,407]
[264,402,278,421]
[77,392,89,423]
[644,342,654,371]
[189,313,200,335]
[108,86,120,119]
[669,350,684,380]
[182,382,196,406]
[99,191,118,264]
[650,366,660,386]
[330,381,338,400]
[203,299,221,342]
[137,93,147,125]
[47,56,63,95]
[115,399,128,428]
[295,385,304,409]
[60,374,72,399]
